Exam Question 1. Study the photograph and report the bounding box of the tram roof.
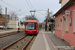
[25,20,38,23]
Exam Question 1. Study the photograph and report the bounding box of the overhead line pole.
[5,7,7,30]
[47,9,49,31]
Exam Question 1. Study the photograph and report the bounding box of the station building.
[54,0,75,46]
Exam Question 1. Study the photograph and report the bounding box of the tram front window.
[26,22,36,30]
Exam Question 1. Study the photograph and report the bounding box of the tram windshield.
[26,22,36,30]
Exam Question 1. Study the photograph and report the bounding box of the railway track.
[1,35,35,50]
[0,32,19,38]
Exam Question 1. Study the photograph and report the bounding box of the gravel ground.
[0,32,25,49]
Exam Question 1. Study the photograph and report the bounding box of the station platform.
[30,30,75,50]
[0,30,18,35]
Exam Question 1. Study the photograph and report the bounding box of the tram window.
[26,22,36,30]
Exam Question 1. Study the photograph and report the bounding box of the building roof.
[54,0,75,16]
[25,20,38,23]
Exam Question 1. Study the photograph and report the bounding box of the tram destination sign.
[28,22,34,24]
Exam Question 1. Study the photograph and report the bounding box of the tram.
[25,20,38,34]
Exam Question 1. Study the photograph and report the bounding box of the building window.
[60,19,62,31]
[55,20,57,30]
[56,19,58,30]
[73,10,75,33]
[57,19,58,30]
[18,23,19,26]
[57,20,58,30]
[55,20,56,30]
[58,19,59,30]
[66,15,69,32]
[56,20,57,30]
[59,18,61,30]
[70,17,72,26]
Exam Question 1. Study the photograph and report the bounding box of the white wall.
[7,20,20,29]
[7,20,25,29]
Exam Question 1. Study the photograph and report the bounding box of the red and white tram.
[25,20,38,34]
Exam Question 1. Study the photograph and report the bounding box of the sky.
[0,0,61,23]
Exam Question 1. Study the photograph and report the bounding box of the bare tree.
[50,11,55,19]
[0,5,3,14]
[25,15,39,22]
[45,10,54,19]
[8,11,19,20]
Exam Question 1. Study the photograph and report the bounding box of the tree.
[0,5,3,14]
[25,15,39,22]
[8,11,19,20]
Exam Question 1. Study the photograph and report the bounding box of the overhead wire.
[1,0,46,16]
[26,0,32,9]
[1,0,25,15]
[35,10,47,11]
[36,11,46,16]
[1,0,19,10]
[0,4,13,11]
[0,4,20,20]
[28,0,34,9]
[27,0,46,16]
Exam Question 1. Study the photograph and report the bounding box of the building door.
[62,16,65,39]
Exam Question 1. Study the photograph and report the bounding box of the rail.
[1,35,35,50]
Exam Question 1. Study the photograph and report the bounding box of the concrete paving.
[30,30,75,50]
[0,30,18,35]
[30,31,46,50]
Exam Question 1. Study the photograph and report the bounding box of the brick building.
[0,14,11,26]
[0,14,5,26]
